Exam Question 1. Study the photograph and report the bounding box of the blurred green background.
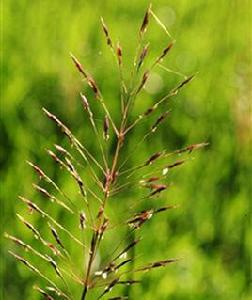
[1,0,251,299]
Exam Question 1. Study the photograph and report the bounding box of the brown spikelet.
[95,262,116,279]
[48,224,65,250]
[70,53,87,77]
[172,74,195,94]
[144,106,155,116]
[140,177,160,184]
[17,214,45,242]
[166,160,185,169]
[101,17,113,47]
[145,151,162,166]
[9,251,40,275]
[137,43,149,70]
[175,142,209,154]
[186,142,209,152]
[148,184,168,197]
[47,257,64,279]
[98,217,109,236]
[90,231,98,256]
[136,258,178,272]
[80,93,90,110]
[87,76,101,99]
[65,157,87,198]
[33,183,73,213]
[155,41,174,65]
[95,258,133,280]
[80,211,87,230]
[118,280,140,286]
[151,110,170,132]
[136,70,149,94]
[147,183,167,190]
[42,108,76,145]
[103,115,110,141]
[116,42,122,65]
[27,161,46,179]
[97,204,104,220]
[98,278,119,299]
[95,217,109,252]
[54,144,74,162]
[114,238,141,261]
[33,184,53,201]
[127,209,153,229]
[4,233,26,248]
[19,196,45,216]
[154,205,178,214]
[47,149,64,167]
[140,4,152,36]
[115,259,132,271]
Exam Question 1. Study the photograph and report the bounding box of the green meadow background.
[1,0,251,299]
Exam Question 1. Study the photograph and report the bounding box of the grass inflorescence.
[6,5,208,300]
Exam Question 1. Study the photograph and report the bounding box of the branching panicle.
[9,6,208,300]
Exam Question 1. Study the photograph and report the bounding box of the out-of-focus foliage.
[1,0,251,299]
